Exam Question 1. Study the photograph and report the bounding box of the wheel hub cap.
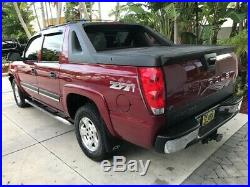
[14,84,21,104]
[79,117,99,152]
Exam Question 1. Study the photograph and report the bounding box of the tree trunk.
[32,3,41,31]
[174,19,177,44]
[98,2,102,20]
[115,2,120,21]
[230,2,240,37]
[195,2,199,44]
[89,3,92,21]
[230,22,238,37]
[239,22,243,32]
[79,2,89,20]
[56,2,62,24]
[211,29,219,45]
[40,2,46,28]
[48,2,53,25]
[13,2,31,39]
[45,2,50,26]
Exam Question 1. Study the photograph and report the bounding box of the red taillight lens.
[139,67,166,115]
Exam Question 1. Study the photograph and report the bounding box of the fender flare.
[62,84,117,136]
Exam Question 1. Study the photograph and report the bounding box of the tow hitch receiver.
[202,130,223,144]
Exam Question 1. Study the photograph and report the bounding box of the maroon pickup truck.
[8,21,242,161]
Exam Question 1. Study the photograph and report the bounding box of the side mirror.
[7,52,22,61]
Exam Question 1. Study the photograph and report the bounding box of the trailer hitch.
[202,130,223,144]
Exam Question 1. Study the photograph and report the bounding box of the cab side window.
[25,36,42,60]
[42,33,63,61]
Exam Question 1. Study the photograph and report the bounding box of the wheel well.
[66,93,97,120]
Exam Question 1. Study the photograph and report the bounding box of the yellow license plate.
[202,110,215,126]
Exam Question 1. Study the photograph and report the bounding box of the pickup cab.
[8,21,242,161]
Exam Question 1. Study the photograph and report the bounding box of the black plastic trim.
[20,82,60,102]
[20,82,38,92]
[39,88,60,102]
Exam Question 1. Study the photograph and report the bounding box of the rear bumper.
[154,95,243,153]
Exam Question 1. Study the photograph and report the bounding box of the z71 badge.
[109,81,135,92]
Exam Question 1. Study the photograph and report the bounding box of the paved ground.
[2,77,248,184]
[183,123,248,184]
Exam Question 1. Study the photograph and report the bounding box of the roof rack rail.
[41,19,120,31]
[41,23,68,30]
[73,19,116,22]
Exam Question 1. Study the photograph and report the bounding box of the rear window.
[84,24,162,51]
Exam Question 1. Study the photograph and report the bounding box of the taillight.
[139,67,166,115]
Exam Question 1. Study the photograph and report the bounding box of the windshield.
[84,24,166,51]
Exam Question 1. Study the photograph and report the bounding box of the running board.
[25,99,73,126]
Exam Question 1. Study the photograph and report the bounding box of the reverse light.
[139,67,166,115]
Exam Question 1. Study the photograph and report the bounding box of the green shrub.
[219,29,248,96]
[2,57,8,65]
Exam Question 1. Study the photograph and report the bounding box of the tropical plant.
[201,2,231,44]
[2,2,34,41]
[113,2,178,40]
[79,2,90,19]
[98,2,102,20]
[64,2,80,22]
[220,29,248,96]
[32,3,41,31]
[114,2,120,21]
[13,2,32,39]
[227,2,248,37]
[53,2,63,24]
[40,2,46,28]
[44,2,50,26]
[48,2,53,25]
[65,2,95,22]
[175,2,203,44]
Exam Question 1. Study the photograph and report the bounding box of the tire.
[12,80,28,108]
[75,103,112,161]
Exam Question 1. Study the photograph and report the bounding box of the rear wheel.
[12,80,28,108]
[75,103,112,161]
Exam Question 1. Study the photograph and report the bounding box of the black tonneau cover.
[93,45,234,67]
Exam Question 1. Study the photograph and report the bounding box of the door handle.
[31,68,37,75]
[49,72,57,79]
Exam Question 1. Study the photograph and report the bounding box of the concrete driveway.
[2,77,248,184]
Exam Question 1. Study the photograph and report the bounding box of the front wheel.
[12,80,28,108]
[75,104,112,161]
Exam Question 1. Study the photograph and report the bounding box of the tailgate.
[163,51,238,126]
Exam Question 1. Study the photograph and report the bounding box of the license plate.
[202,110,215,126]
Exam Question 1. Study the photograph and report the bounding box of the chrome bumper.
[155,95,243,154]
[164,129,199,153]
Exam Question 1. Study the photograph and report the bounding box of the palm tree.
[98,2,102,20]
[48,2,53,25]
[55,2,62,24]
[79,2,89,20]
[40,2,46,28]
[115,2,120,21]
[89,3,93,21]
[32,3,41,31]
[45,2,50,26]
[13,2,31,39]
